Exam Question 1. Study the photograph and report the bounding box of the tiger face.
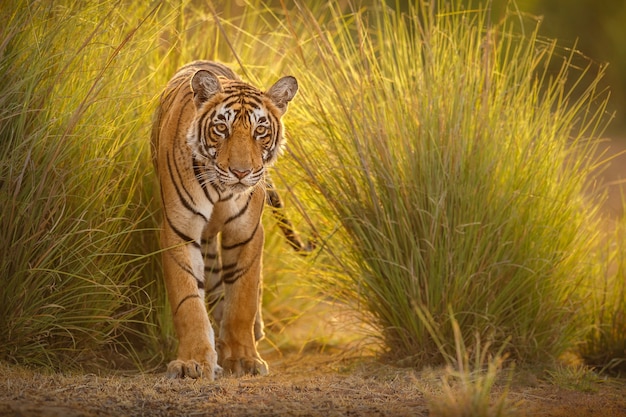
[187,70,298,194]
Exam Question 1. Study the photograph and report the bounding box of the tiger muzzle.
[230,168,251,179]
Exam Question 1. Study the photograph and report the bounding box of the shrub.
[580,218,626,374]
[285,1,611,366]
[0,1,169,370]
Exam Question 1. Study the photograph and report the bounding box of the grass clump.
[427,318,518,417]
[580,217,626,375]
[286,1,611,366]
[0,1,169,370]
[545,363,604,392]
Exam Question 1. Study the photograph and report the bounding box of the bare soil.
[1,139,625,417]
[0,352,625,417]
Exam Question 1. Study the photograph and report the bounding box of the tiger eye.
[214,123,228,135]
[254,125,268,136]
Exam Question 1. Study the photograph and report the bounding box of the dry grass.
[1,294,625,417]
[1,352,625,417]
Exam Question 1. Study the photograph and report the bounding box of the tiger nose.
[230,168,251,179]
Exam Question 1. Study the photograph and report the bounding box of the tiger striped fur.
[151,61,298,379]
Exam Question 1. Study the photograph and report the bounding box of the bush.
[285,1,611,366]
[0,1,169,370]
[580,218,626,374]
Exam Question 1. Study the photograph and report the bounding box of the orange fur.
[151,61,297,379]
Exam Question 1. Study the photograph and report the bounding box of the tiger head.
[187,70,298,194]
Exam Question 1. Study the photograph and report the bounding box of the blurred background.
[462,0,626,216]
[513,0,626,216]
[475,0,626,134]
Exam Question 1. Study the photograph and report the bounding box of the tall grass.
[284,1,612,366]
[0,1,173,370]
[1,0,621,375]
[0,0,320,371]
[580,217,626,374]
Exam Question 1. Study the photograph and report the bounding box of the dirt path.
[1,352,625,417]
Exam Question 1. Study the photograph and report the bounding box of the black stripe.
[266,184,283,208]
[193,160,215,204]
[206,279,223,294]
[222,268,245,284]
[197,108,213,140]
[171,93,193,139]
[165,212,201,250]
[221,262,238,272]
[221,222,260,251]
[172,150,197,206]
[174,294,201,316]
[266,181,310,252]
[243,96,263,108]
[168,251,196,278]
[165,251,204,291]
[161,87,192,119]
[223,84,258,94]
[219,192,233,202]
[230,108,244,122]
[166,152,207,222]
[202,251,218,260]
[224,192,253,224]
[222,260,254,284]
[205,267,221,275]
[220,96,241,108]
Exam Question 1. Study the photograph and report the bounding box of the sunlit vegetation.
[0,3,623,403]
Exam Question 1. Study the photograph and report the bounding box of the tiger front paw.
[217,338,269,376]
[166,359,223,380]
[221,356,268,377]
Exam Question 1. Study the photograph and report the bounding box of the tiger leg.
[203,230,265,341]
[218,220,268,376]
[254,283,265,342]
[161,216,219,380]
[202,231,225,332]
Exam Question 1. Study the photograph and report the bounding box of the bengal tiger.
[151,61,298,380]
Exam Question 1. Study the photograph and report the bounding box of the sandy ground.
[1,352,626,417]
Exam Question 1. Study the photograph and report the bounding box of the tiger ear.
[266,76,298,115]
[191,70,222,109]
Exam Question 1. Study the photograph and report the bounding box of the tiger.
[151,60,298,380]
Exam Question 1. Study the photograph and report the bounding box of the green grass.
[580,215,626,375]
[545,363,604,392]
[1,0,624,385]
[427,317,518,417]
[0,1,171,370]
[283,1,612,366]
